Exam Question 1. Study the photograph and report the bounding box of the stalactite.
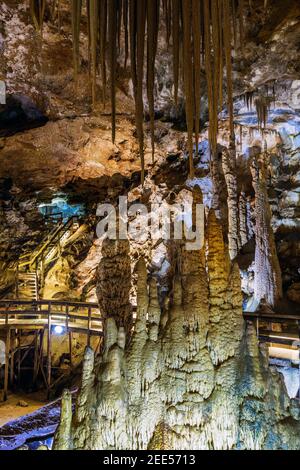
[211,0,221,152]
[108,0,117,143]
[239,0,244,52]
[218,0,224,109]
[255,95,271,130]
[231,0,237,47]
[244,90,254,110]
[147,0,160,163]
[31,1,260,182]
[239,124,243,151]
[89,0,98,107]
[163,0,171,46]
[71,0,82,84]
[203,0,215,154]
[192,0,201,155]
[100,0,107,103]
[30,0,46,32]
[223,0,235,140]
[172,0,180,107]
[136,0,147,183]
[123,0,129,69]
[182,0,195,178]
[117,0,123,51]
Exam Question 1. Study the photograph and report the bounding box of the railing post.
[47,303,52,398]
[87,307,92,348]
[3,328,10,402]
[66,305,69,330]
[5,303,8,327]
[15,264,19,299]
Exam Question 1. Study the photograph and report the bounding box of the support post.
[10,330,15,387]
[3,328,10,402]
[17,331,21,388]
[47,304,52,398]
[33,331,39,385]
[69,331,73,369]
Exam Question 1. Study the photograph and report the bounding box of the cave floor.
[0,391,47,427]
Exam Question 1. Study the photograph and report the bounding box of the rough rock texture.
[54,211,300,450]
[222,140,240,260]
[1,0,300,451]
[96,238,132,335]
[251,150,283,307]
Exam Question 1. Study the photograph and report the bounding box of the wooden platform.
[0,299,103,402]
[244,310,300,347]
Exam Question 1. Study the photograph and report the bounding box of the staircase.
[15,216,80,301]
[16,272,38,300]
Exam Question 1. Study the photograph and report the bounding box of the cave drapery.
[53,189,300,450]
[0,0,298,451]
[29,0,253,184]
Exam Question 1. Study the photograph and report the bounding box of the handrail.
[0,299,99,308]
[244,311,300,322]
[19,216,79,269]
[0,299,102,336]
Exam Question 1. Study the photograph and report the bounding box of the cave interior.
[0,0,300,451]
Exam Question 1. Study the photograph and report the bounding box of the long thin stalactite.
[29,1,259,184]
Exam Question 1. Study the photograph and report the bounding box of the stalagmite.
[239,191,248,247]
[52,389,73,450]
[96,238,132,335]
[251,150,283,307]
[54,204,300,451]
[206,210,244,365]
[222,141,241,259]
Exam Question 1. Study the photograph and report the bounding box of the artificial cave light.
[53,325,65,335]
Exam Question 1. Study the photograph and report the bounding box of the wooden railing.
[244,311,300,346]
[18,216,79,270]
[0,300,102,401]
[0,299,102,340]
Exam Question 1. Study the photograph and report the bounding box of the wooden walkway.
[244,311,300,346]
[0,300,102,401]
[1,303,299,402]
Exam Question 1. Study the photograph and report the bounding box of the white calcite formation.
[251,150,283,307]
[54,201,300,450]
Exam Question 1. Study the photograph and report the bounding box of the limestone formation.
[251,150,283,307]
[54,213,300,451]
[96,238,132,335]
[239,192,248,247]
[222,140,240,260]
